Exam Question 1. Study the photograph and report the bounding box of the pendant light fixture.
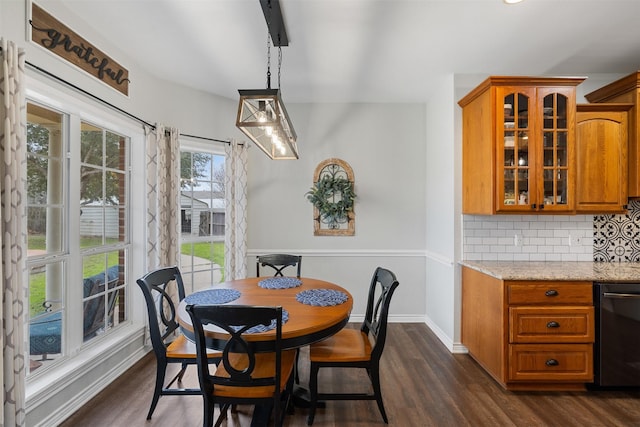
[236,0,298,160]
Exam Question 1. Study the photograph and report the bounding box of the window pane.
[180,149,225,292]
[80,121,129,345]
[27,103,65,255]
[80,123,103,167]
[82,251,125,342]
[28,260,65,371]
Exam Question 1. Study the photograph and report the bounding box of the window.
[179,143,225,293]
[26,101,131,374]
[79,122,128,343]
[27,103,67,370]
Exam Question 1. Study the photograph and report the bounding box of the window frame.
[178,137,226,293]
[25,76,146,386]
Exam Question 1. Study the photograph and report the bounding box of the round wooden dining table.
[177,276,353,351]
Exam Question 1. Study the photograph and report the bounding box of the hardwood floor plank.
[59,323,640,426]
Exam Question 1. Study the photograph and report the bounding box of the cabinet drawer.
[508,282,592,305]
[508,344,593,382]
[509,306,594,343]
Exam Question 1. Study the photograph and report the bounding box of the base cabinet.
[462,266,594,391]
[509,344,593,382]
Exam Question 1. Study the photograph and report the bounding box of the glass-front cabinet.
[497,86,575,212]
[459,77,584,215]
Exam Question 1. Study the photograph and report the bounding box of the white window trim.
[25,75,147,400]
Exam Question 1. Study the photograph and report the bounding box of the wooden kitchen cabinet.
[586,72,640,198]
[461,266,594,391]
[459,76,585,214]
[575,103,631,213]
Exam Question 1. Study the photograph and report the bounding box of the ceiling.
[39,0,640,103]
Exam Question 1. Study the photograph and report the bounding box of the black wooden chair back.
[256,254,302,277]
[137,266,186,357]
[185,304,294,427]
[306,266,399,425]
[363,267,400,362]
[136,266,207,420]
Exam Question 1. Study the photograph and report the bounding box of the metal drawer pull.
[603,292,640,299]
[545,359,559,366]
[546,321,560,328]
[545,290,559,297]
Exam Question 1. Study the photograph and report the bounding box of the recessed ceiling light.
[504,0,524,4]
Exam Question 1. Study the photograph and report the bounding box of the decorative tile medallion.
[594,199,640,261]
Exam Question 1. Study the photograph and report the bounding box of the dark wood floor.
[60,323,640,426]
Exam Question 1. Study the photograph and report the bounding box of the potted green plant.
[306,175,356,229]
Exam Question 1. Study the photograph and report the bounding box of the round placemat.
[296,289,349,306]
[232,309,289,334]
[258,277,302,289]
[183,288,241,305]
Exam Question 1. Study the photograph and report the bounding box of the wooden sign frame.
[30,2,130,96]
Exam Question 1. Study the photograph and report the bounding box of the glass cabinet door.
[501,91,531,208]
[541,92,569,208]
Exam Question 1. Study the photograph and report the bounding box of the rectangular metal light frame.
[236,89,299,160]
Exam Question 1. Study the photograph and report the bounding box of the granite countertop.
[460,261,640,282]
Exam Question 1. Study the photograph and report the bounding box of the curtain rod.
[23,58,232,145]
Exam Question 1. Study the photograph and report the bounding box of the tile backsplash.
[593,199,640,261]
[464,200,640,262]
[463,214,593,261]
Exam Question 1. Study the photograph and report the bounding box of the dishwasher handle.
[603,292,640,299]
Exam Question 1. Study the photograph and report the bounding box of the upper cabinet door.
[496,88,534,212]
[576,104,631,213]
[535,87,576,213]
[459,76,584,215]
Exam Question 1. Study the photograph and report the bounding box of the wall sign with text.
[30,2,130,96]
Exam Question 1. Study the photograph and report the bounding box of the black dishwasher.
[594,282,640,387]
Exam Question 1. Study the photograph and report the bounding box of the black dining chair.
[256,254,302,278]
[306,267,400,425]
[185,304,296,427]
[136,266,222,420]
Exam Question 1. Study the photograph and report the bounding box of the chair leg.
[203,395,216,427]
[307,363,320,426]
[370,365,388,424]
[294,348,300,384]
[177,361,188,382]
[147,360,167,420]
[214,403,229,427]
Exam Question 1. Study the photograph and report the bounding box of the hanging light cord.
[278,39,282,89]
[265,0,283,90]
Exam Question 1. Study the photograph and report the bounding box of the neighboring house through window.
[179,139,226,293]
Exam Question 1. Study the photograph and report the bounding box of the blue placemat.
[258,277,302,289]
[183,288,241,305]
[296,289,349,306]
[232,309,289,334]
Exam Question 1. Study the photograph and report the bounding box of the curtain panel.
[145,125,180,314]
[145,124,180,269]
[0,39,27,427]
[224,140,248,280]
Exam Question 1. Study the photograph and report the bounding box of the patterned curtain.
[224,140,248,280]
[145,125,180,304]
[0,39,27,427]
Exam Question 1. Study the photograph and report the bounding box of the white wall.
[247,103,428,321]
[424,74,461,351]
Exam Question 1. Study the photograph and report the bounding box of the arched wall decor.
[306,158,356,236]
